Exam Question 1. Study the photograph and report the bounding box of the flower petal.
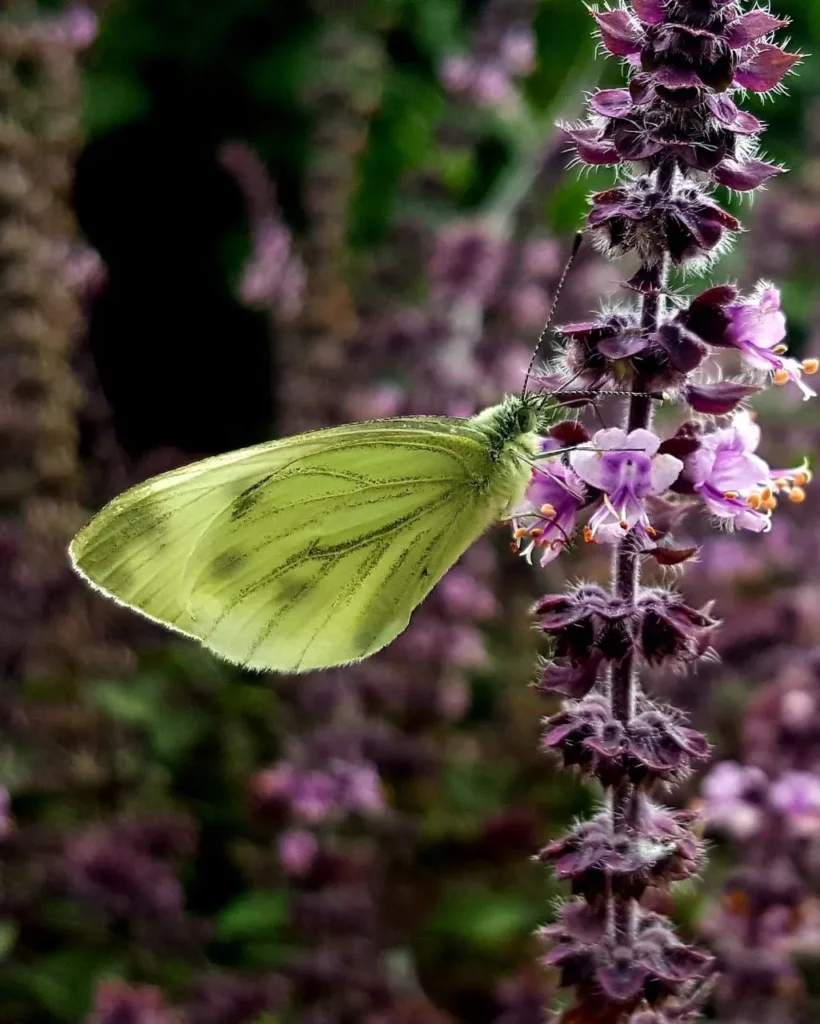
[570,448,608,490]
[648,453,684,495]
[594,427,630,452]
[626,429,661,457]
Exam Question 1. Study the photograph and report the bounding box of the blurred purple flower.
[440,57,515,110]
[62,831,185,921]
[290,770,340,824]
[40,5,99,51]
[254,758,385,824]
[86,980,173,1024]
[438,568,499,621]
[499,29,536,76]
[333,759,386,817]
[769,771,820,835]
[278,830,319,878]
[0,788,12,840]
[429,223,506,305]
[186,973,287,1024]
[440,55,473,94]
[701,761,767,839]
[570,428,682,544]
[240,219,305,318]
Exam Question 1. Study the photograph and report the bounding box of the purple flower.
[512,440,587,565]
[499,29,536,76]
[569,428,682,544]
[332,759,386,817]
[769,771,820,836]
[723,285,817,400]
[0,788,12,840]
[440,57,515,110]
[429,223,506,305]
[701,761,767,839]
[278,830,319,877]
[86,980,173,1024]
[684,412,810,532]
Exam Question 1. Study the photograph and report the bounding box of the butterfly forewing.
[70,416,525,672]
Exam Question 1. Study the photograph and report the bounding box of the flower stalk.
[513,2,812,1021]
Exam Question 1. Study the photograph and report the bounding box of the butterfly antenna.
[521,230,584,400]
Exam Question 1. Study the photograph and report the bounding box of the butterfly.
[69,392,608,673]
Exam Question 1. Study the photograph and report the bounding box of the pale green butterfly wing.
[70,416,530,672]
[69,425,375,637]
[184,421,510,672]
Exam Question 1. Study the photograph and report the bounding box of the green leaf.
[82,71,151,138]
[215,890,291,943]
[0,923,17,963]
[15,951,120,1021]
[426,890,541,952]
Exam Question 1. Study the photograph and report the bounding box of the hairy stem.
[609,164,674,944]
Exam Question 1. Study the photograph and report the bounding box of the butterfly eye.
[516,407,536,433]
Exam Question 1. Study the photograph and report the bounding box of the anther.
[583,525,594,544]
[795,470,812,486]
[789,486,806,504]
[773,369,790,386]
[762,495,778,511]
[540,503,556,517]
[774,478,789,489]
[803,358,819,375]
[724,491,739,500]
[514,527,528,540]
[773,344,788,355]
[530,527,544,539]
[646,525,657,538]
[747,493,762,509]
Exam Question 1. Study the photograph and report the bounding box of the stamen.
[747,493,762,509]
[724,491,739,500]
[602,493,628,530]
[774,478,789,489]
[540,503,556,517]
[530,527,544,539]
[795,470,812,486]
[761,487,773,503]
[773,369,790,386]
[514,527,529,540]
[762,495,778,511]
[646,525,657,538]
[803,358,819,375]
[789,486,806,504]
[583,525,594,544]
[772,344,788,355]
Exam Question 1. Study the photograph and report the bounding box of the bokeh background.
[3,1,820,1022]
